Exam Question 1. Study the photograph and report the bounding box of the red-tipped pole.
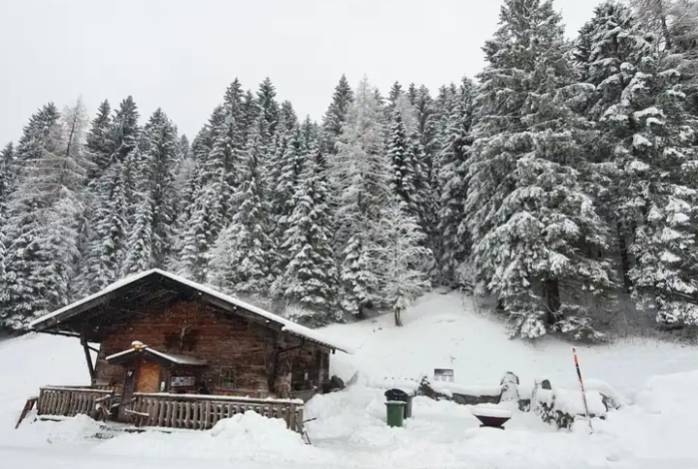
[572,347,593,432]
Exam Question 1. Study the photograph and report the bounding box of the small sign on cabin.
[434,368,454,382]
[170,376,196,387]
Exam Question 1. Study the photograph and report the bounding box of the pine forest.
[3,0,698,342]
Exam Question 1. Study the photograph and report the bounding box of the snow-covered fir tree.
[83,163,129,291]
[170,109,225,279]
[273,144,339,324]
[0,143,13,216]
[321,75,354,154]
[466,0,614,340]
[608,47,698,326]
[437,78,476,287]
[208,116,272,298]
[256,77,280,138]
[331,77,391,317]
[375,198,433,326]
[121,196,155,276]
[268,126,307,279]
[209,80,246,223]
[13,103,60,171]
[86,100,113,175]
[575,1,650,293]
[109,96,139,163]
[1,100,92,328]
[387,110,419,216]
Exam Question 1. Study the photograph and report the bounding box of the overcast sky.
[0,0,602,144]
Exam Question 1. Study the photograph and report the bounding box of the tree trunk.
[617,222,633,293]
[544,278,561,325]
[394,308,403,327]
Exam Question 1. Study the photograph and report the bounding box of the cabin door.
[135,361,162,393]
[117,359,162,422]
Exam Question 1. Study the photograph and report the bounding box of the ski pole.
[572,346,593,432]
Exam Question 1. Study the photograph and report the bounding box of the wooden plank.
[190,401,196,429]
[60,391,70,416]
[81,334,95,382]
[158,399,166,427]
[288,403,296,431]
[169,400,177,428]
[178,402,184,428]
[184,401,191,429]
[296,406,304,433]
[15,397,38,429]
[147,399,155,426]
[41,386,113,394]
[204,401,211,429]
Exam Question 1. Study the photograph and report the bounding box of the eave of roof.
[29,269,354,354]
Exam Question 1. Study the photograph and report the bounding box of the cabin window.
[220,368,235,389]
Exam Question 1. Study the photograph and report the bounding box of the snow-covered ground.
[2,292,698,468]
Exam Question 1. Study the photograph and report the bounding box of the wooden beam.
[80,331,95,383]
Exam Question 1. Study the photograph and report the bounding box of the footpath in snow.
[1,292,698,469]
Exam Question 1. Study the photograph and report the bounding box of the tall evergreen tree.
[331,77,390,317]
[274,145,339,324]
[208,116,272,297]
[0,143,13,216]
[209,80,246,223]
[1,100,91,328]
[121,197,155,276]
[387,110,419,216]
[109,96,139,163]
[575,1,650,293]
[269,126,307,278]
[83,163,129,291]
[375,199,433,326]
[86,100,113,174]
[466,0,614,340]
[321,75,354,153]
[257,77,280,136]
[604,44,698,326]
[139,109,179,268]
[14,103,60,171]
[437,78,476,286]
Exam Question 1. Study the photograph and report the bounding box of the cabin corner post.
[268,331,282,392]
[80,329,96,383]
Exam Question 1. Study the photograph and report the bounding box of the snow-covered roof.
[106,344,208,366]
[30,269,353,354]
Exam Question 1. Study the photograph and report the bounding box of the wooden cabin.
[26,269,351,432]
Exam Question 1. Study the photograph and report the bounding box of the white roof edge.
[30,269,354,354]
[106,345,207,366]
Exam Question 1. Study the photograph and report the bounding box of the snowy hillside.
[322,292,698,396]
[2,292,698,469]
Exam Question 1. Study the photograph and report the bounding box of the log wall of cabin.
[93,299,329,397]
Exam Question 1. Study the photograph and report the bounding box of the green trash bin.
[385,389,413,419]
[385,401,406,427]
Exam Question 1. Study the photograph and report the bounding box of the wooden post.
[80,332,95,383]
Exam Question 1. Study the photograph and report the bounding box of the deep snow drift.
[2,291,698,469]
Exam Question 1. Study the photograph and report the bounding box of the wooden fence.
[129,393,305,433]
[37,386,114,421]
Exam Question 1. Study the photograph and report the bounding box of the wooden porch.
[34,385,305,433]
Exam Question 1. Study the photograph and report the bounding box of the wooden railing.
[129,393,305,433]
[37,386,114,421]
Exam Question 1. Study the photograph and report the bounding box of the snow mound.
[209,410,305,448]
[553,388,606,416]
[431,381,501,397]
[95,411,328,465]
[471,404,512,418]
